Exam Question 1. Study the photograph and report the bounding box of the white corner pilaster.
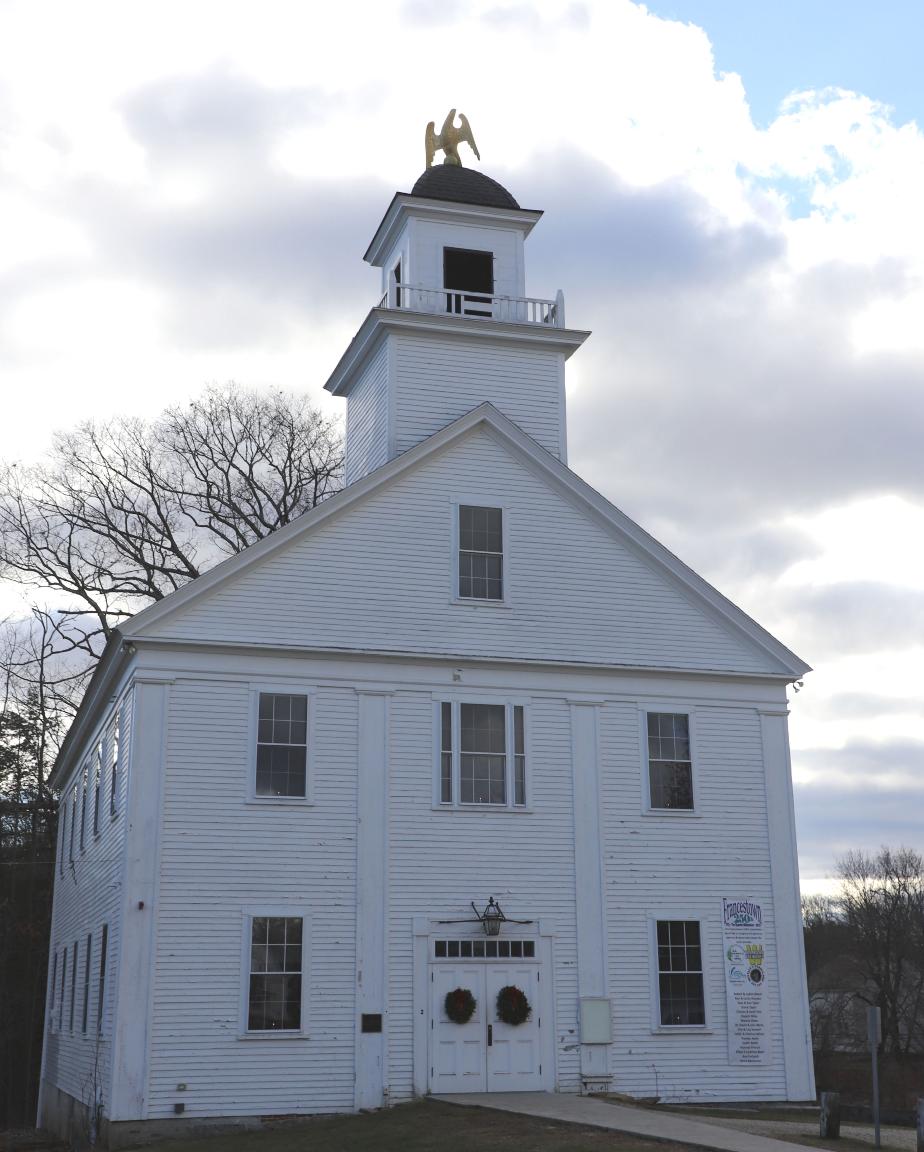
[355,690,390,1109]
[760,706,816,1101]
[109,678,168,1121]
[569,702,610,1081]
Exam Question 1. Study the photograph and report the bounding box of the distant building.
[39,161,815,1147]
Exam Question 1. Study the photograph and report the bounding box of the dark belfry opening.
[393,260,402,308]
[443,247,494,317]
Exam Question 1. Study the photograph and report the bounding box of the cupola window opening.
[443,247,494,317]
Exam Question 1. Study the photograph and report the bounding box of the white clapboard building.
[39,161,816,1146]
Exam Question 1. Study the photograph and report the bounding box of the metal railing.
[379,283,566,328]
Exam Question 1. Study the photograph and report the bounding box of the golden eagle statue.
[425,109,480,168]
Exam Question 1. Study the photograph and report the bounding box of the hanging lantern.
[474,896,505,937]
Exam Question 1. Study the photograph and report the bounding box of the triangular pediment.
[121,405,808,679]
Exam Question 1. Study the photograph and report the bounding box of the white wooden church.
[39,135,816,1146]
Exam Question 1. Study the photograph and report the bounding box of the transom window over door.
[439,701,526,808]
[256,693,308,798]
[458,505,503,600]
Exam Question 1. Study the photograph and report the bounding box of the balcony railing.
[378,283,566,328]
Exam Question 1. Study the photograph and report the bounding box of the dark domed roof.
[410,165,520,210]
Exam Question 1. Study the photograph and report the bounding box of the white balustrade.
[381,283,565,328]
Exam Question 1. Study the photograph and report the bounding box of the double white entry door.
[430,961,544,1093]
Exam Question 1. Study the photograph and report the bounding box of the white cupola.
[323,164,589,484]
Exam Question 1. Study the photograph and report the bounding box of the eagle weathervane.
[425,109,480,168]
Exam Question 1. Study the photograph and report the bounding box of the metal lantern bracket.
[436,896,533,936]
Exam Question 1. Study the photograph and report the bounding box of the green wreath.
[444,987,477,1024]
[496,984,531,1026]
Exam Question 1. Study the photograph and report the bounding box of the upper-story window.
[646,712,694,811]
[256,693,308,798]
[444,247,493,317]
[93,741,102,837]
[438,701,526,808]
[458,505,503,601]
[110,710,121,817]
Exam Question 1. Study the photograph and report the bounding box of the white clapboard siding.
[145,425,773,675]
[393,334,564,459]
[344,341,389,484]
[600,701,788,1101]
[42,688,134,1118]
[144,679,358,1118]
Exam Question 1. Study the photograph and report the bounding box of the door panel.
[429,956,545,1093]
[486,964,543,1091]
[430,965,486,1093]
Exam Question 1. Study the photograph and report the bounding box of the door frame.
[413,915,557,1095]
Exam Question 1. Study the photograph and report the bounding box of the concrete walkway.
[436,1093,819,1152]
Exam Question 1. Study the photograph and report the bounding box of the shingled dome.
[410,165,520,210]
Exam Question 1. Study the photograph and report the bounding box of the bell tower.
[324,157,589,484]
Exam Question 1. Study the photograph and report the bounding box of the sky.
[1,0,922,892]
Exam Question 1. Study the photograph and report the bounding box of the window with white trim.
[80,764,88,851]
[256,693,308,798]
[93,742,102,836]
[82,933,92,1033]
[68,789,76,864]
[646,712,693,810]
[97,923,108,1035]
[656,920,705,1026]
[458,505,503,600]
[49,951,58,1031]
[110,711,120,816]
[247,916,303,1031]
[438,701,526,808]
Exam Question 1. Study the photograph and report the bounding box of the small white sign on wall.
[721,897,770,1065]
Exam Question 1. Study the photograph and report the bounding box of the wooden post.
[819,1091,841,1139]
[916,1098,923,1152]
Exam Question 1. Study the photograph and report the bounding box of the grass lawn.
[104,1098,696,1152]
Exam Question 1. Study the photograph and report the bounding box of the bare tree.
[0,384,343,1124]
[837,846,924,1056]
[0,385,343,661]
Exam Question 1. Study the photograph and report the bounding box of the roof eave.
[364,194,543,266]
[323,307,590,396]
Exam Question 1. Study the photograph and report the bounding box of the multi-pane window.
[49,952,58,1031]
[60,947,67,1031]
[82,933,92,1033]
[80,765,88,851]
[439,702,526,808]
[256,694,308,798]
[647,713,693,810]
[657,920,705,1026]
[69,789,76,863]
[97,924,108,1034]
[458,505,503,600]
[248,917,303,1031]
[58,805,65,876]
[110,713,120,816]
[93,742,102,836]
[69,939,78,1032]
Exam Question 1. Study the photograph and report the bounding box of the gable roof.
[120,402,810,678]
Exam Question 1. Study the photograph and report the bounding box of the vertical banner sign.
[722,897,769,1064]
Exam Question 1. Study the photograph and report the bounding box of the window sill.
[237,1030,310,1041]
[651,1026,713,1035]
[642,809,701,818]
[245,797,314,808]
[431,803,532,814]
[449,596,512,610]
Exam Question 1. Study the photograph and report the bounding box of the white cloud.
[1,0,923,881]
